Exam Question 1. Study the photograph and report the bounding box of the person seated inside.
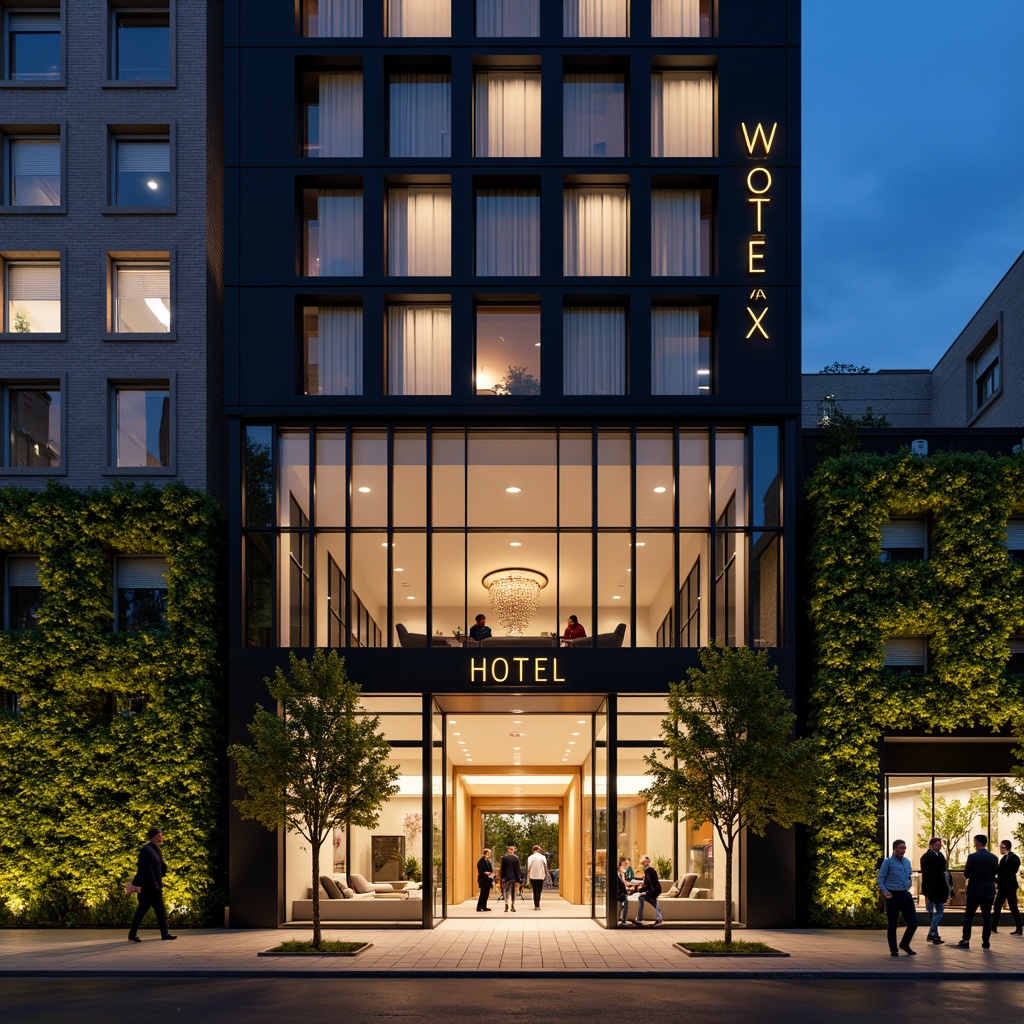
[469,614,492,642]
[561,615,587,644]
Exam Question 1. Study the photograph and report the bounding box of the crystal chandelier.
[481,568,549,637]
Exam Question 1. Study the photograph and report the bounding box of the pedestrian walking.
[992,839,1022,935]
[127,827,177,943]
[957,834,999,949]
[877,839,917,957]
[526,845,550,910]
[920,836,949,944]
[631,854,663,926]
[500,845,522,913]
[476,848,494,912]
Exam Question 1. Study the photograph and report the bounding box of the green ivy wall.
[0,483,225,926]
[805,449,1024,924]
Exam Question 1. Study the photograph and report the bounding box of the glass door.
[431,697,445,921]
[593,699,608,920]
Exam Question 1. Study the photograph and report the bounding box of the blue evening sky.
[802,0,1024,371]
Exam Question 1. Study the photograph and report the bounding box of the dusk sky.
[802,0,1024,372]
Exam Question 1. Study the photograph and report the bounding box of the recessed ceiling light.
[381,542,394,547]
[406,595,415,600]
[452,732,460,736]
[577,720,585,724]
[512,709,523,714]
[357,486,371,493]
[394,567,404,572]
[568,741,576,746]
[509,541,522,547]
[513,720,522,724]
[561,758,568,762]
[449,720,457,725]
[572,732,580,736]
[653,486,667,493]
[612,595,621,600]
[458,741,465,745]
[513,746,521,751]
[505,487,521,493]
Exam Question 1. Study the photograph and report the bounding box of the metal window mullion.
[629,425,637,647]
[345,424,353,648]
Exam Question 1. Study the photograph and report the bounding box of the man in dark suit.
[957,834,999,949]
[920,836,950,944]
[500,845,522,913]
[127,827,177,943]
[992,839,1023,935]
[476,848,494,911]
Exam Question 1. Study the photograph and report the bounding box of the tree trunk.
[312,842,321,949]
[723,840,733,945]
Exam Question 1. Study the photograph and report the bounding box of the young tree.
[643,644,818,943]
[229,650,400,948]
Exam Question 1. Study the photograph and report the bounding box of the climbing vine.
[805,449,1024,924]
[0,482,225,927]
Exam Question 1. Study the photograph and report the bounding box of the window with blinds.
[4,260,61,333]
[884,637,927,674]
[880,518,926,562]
[5,555,41,631]
[1007,520,1024,564]
[113,136,170,207]
[113,262,170,333]
[116,556,169,632]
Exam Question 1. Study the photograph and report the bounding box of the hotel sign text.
[742,121,778,344]
[470,657,566,685]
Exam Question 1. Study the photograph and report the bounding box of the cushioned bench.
[627,872,728,922]
[289,873,424,922]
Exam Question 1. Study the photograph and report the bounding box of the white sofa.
[290,874,424,922]
[627,873,728,922]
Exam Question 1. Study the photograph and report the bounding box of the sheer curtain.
[563,187,629,276]
[318,308,363,395]
[319,73,363,157]
[563,0,629,37]
[476,0,539,36]
[651,190,702,276]
[563,75,625,157]
[474,72,541,157]
[652,0,702,36]
[388,305,452,395]
[476,190,540,275]
[318,190,363,276]
[651,71,714,157]
[651,307,706,395]
[388,187,451,275]
[389,74,451,156]
[563,307,625,395]
[388,0,451,36]
[316,0,363,36]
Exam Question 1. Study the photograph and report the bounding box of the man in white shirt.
[526,845,551,910]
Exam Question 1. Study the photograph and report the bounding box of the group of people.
[477,845,552,911]
[468,615,588,645]
[615,856,664,926]
[879,834,1021,957]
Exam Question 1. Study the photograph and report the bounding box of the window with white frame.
[563,0,628,37]
[2,383,60,468]
[880,518,926,562]
[302,188,363,276]
[388,185,451,276]
[4,555,40,630]
[563,306,625,396]
[3,260,61,333]
[476,188,540,276]
[112,135,170,207]
[4,133,60,207]
[387,303,451,395]
[112,261,170,333]
[651,188,711,276]
[303,306,363,395]
[4,9,61,81]
[563,73,625,157]
[303,71,363,158]
[387,0,451,37]
[652,0,711,37]
[884,636,927,675]
[112,384,170,467]
[116,556,168,632]
[973,334,1000,412]
[563,186,629,276]
[111,6,169,81]
[389,73,451,157]
[474,71,541,157]
[651,306,711,396]
[302,0,363,37]
[476,0,539,36]
[651,70,714,158]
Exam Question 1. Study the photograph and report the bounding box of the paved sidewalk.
[2,920,1023,979]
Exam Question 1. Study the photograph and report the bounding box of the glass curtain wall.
[242,424,783,651]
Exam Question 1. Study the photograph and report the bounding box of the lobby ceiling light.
[612,595,621,600]
[394,567,404,572]
[358,486,371,493]
[509,541,522,547]
[406,595,415,600]
[482,568,548,636]
[505,486,522,493]
[653,486,667,493]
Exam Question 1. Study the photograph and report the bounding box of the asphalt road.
[3,979,1023,1023]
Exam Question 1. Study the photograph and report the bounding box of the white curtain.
[388,187,451,276]
[317,0,362,36]
[651,190,703,276]
[652,0,702,37]
[651,71,714,157]
[563,75,625,157]
[563,307,625,395]
[11,139,60,206]
[388,305,451,395]
[389,74,451,157]
[318,307,363,395]
[563,187,629,276]
[476,190,540,275]
[319,73,363,157]
[388,0,451,36]
[474,72,541,157]
[563,0,629,37]
[476,0,539,36]
[318,190,363,276]
[651,307,706,395]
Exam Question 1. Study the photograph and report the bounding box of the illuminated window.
[474,71,541,157]
[302,0,363,37]
[4,134,60,207]
[388,186,451,276]
[112,384,170,468]
[476,307,540,396]
[651,71,714,158]
[4,9,61,81]
[563,186,629,276]
[112,261,170,333]
[389,73,451,157]
[112,136,170,207]
[476,0,538,36]
[2,384,60,468]
[386,0,451,37]
[111,7,169,81]
[652,0,711,37]
[651,306,711,396]
[973,334,1000,412]
[303,71,363,158]
[563,306,625,395]
[3,259,61,334]
[563,73,625,157]
[563,0,628,37]
[302,188,363,276]
[387,304,451,395]
[303,306,363,395]
[651,189,711,276]
[476,188,540,276]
